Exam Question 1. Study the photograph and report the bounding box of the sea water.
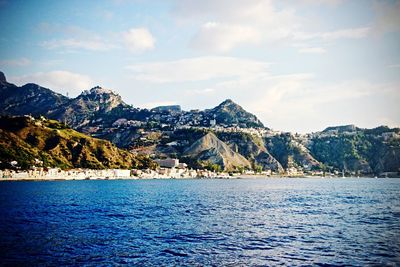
[0,178,399,265]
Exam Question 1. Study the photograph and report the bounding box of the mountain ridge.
[0,71,399,175]
[0,74,262,129]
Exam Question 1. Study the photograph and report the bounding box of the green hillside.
[0,116,156,170]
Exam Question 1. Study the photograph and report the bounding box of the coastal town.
[1,114,399,180]
[1,115,399,180]
[0,82,399,180]
[2,156,355,181]
[0,157,259,181]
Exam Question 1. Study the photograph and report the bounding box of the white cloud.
[191,88,215,95]
[173,0,298,52]
[174,0,371,52]
[208,72,398,132]
[126,56,392,132]
[173,0,294,24]
[122,28,155,53]
[39,25,117,52]
[296,0,343,6]
[9,71,95,96]
[293,27,370,41]
[126,56,269,83]
[320,27,370,40]
[0,57,31,67]
[39,25,156,53]
[289,27,370,55]
[191,22,261,52]
[41,38,114,51]
[298,47,326,54]
[38,59,64,67]
[149,55,397,132]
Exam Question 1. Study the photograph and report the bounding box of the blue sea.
[0,178,399,266]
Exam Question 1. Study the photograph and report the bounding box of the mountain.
[0,72,126,126]
[0,74,263,131]
[309,127,400,174]
[206,99,264,128]
[0,73,266,146]
[0,71,6,83]
[151,105,181,113]
[0,71,399,175]
[322,125,358,133]
[216,131,283,172]
[265,133,321,171]
[0,72,69,116]
[183,132,251,171]
[0,116,155,170]
[49,86,126,129]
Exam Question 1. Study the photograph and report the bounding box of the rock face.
[80,87,124,112]
[0,83,69,116]
[266,133,321,171]
[151,105,181,113]
[255,151,284,173]
[0,71,6,83]
[309,130,400,174]
[323,125,358,133]
[183,132,251,171]
[50,86,126,128]
[216,131,283,172]
[0,75,263,131]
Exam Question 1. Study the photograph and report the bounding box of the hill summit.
[208,99,264,128]
[0,74,266,132]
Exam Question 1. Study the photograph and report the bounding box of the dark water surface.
[0,178,399,266]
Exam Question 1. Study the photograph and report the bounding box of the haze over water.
[0,178,399,265]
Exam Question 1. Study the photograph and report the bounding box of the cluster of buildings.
[0,158,350,181]
[108,107,262,131]
[0,168,131,180]
[175,125,270,137]
[131,168,227,179]
[0,158,233,180]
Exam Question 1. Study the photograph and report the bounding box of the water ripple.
[0,178,399,266]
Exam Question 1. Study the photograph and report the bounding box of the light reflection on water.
[0,178,399,265]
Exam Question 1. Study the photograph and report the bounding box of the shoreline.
[1,167,397,182]
[0,175,395,182]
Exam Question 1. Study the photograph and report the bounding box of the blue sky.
[0,0,399,132]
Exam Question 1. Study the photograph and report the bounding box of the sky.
[0,0,399,133]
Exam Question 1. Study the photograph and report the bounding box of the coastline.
[1,174,393,182]
[1,166,396,182]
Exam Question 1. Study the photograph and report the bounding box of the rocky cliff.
[183,132,251,171]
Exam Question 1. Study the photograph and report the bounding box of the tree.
[204,161,222,173]
[253,164,263,173]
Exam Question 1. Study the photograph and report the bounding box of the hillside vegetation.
[0,116,155,170]
[1,71,399,175]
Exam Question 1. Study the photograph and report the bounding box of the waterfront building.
[155,158,179,168]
